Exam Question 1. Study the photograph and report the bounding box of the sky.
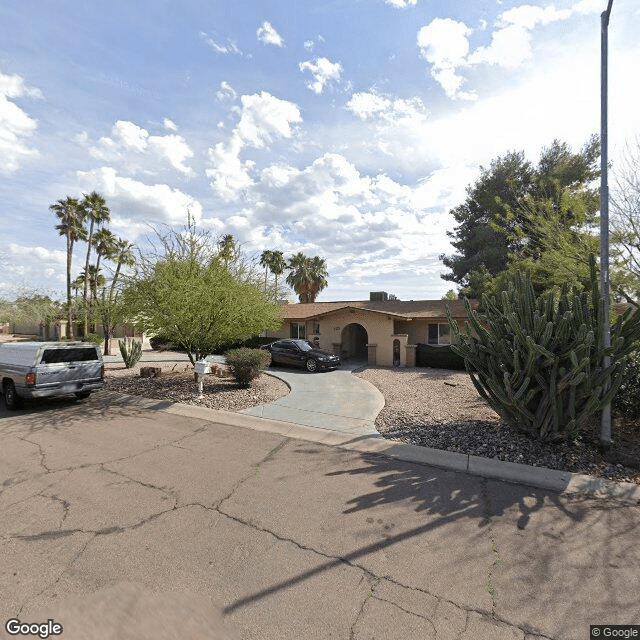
[0,0,638,303]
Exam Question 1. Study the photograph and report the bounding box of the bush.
[416,344,465,370]
[149,333,180,351]
[224,348,271,388]
[82,332,104,346]
[447,256,640,441]
[613,350,640,423]
[119,337,143,368]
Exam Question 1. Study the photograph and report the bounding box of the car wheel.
[75,391,91,400]
[3,381,21,410]
[305,359,317,372]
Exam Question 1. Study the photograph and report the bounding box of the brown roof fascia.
[284,305,411,321]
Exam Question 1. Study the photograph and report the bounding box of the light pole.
[600,0,614,451]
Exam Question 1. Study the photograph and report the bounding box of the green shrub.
[224,347,271,388]
[447,255,640,441]
[119,337,143,368]
[82,332,104,346]
[149,333,180,351]
[416,344,465,370]
[613,350,640,423]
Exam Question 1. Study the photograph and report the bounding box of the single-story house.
[266,292,479,368]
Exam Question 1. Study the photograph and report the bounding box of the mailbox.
[194,359,213,396]
[194,360,211,376]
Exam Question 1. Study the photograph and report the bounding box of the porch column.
[405,344,417,368]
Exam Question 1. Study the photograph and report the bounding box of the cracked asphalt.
[1,392,639,640]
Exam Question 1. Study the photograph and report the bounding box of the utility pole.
[600,0,614,451]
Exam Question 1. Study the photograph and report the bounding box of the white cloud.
[76,167,203,229]
[299,57,343,94]
[199,32,243,56]
[112,120,149,151]
[346,91,429,127]
[147,135,194,175]
[417,1,602,100]
[304,40,315,51]
[206,92,302,199]
[466,24,533,68]
[216,81,237,102]
[417,19,476,101]
[235,92,302,147]
[163,118,178,131]
[257,21,284,47]
[385,0,418,7]
[89,120,194,175]
[345,90,432,165]
[0,71,41,173]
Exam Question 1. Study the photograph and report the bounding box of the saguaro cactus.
[446,256,640,440]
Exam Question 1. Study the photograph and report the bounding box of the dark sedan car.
[261,339,341,372]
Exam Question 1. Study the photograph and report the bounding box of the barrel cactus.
[446,256,640,440]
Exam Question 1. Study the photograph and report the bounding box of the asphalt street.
[1,391,639,639]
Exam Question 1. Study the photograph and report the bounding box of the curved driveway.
[241,364,385,437]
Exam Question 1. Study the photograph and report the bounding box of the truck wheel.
[74,391,91,400]
[3,381,21,410]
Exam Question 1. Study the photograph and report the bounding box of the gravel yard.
[355,366,640,485]
[103,356,640,486]
[104,360,289,413]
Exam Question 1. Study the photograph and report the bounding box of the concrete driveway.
[241,363,384,436]
[1,392,639,640]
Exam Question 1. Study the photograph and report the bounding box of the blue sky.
[1,0,638,302]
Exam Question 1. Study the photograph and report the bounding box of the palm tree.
[74,265,106,303]
[51,196,86,339]
[80,192,110,302]
[109,238,136,300]
[217,234,236,270]
[267,250,287,300]
[286,252,310,303]
[260,250,275,292]
[93,227,117,278]
[286,253,328,303]
[308,255,329,302]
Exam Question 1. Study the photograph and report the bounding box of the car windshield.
[292,340,314,352]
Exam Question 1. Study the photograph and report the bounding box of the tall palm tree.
[308,255,329,302]
[217,234,236,270]
[268,250,287,300]
[260,250,275,292]
[80,192,111,305]
[93,227,117,278]
[109,238,136,300]
[51,196,86,339]
[74,266,106,303]
[286,253,328,303]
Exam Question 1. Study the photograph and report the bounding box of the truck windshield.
[41,348,100,364]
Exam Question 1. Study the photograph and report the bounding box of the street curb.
[98,391,640,504]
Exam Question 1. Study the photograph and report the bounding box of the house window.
[312,322,320,334]
[290,323,306,339]
[427,323,451,345]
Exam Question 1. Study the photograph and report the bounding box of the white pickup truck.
[0,341,105,409]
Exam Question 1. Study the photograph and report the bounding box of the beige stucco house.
[266,292,479,368]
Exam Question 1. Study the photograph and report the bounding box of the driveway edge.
[98,391,640,504]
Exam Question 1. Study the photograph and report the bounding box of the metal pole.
[600,0,614,450]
